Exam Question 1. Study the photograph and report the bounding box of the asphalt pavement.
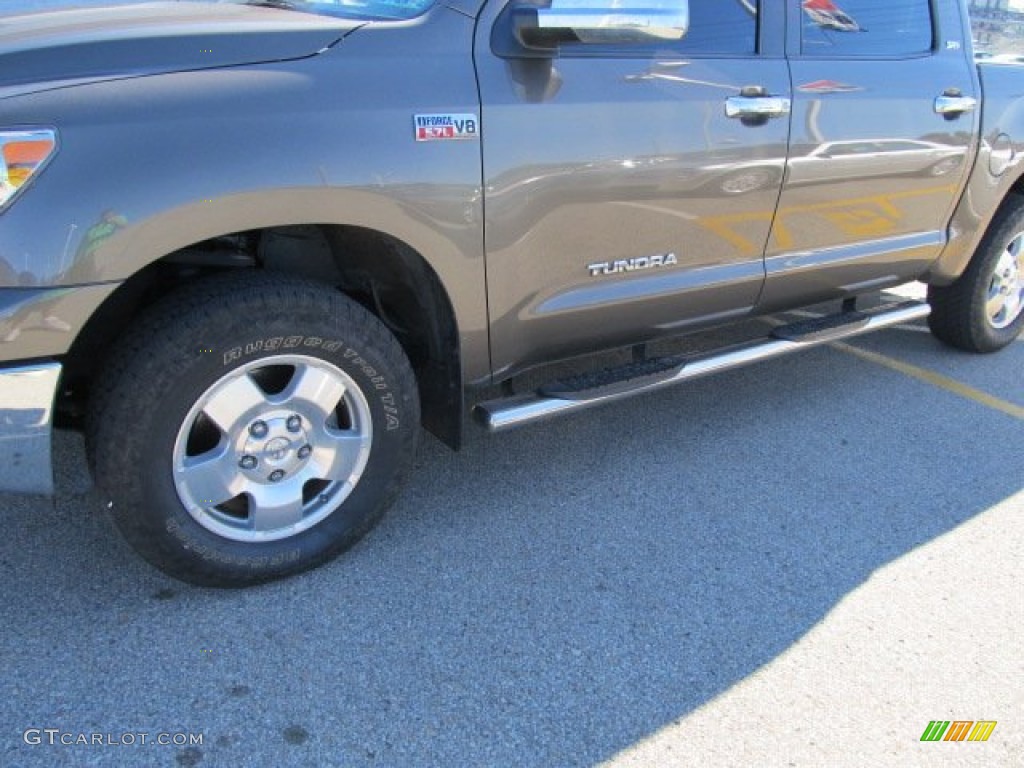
[1,288,1021,767]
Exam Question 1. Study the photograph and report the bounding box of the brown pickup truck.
[0,0,1021,585]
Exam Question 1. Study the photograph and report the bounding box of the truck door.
[475,0,790,378]
[759,0,978,311]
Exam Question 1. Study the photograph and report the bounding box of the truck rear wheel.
[929,197,1024,352]
[86,274,419,586]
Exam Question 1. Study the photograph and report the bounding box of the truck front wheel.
[929,197,1024,352]
[86,274,419,586]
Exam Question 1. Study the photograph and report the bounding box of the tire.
[928,196,1024,352]
[86,273,419,586]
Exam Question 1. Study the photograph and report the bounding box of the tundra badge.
[588,253,679,277]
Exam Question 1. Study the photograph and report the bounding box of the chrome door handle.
[725,96,791,119]
[934,95,977,115]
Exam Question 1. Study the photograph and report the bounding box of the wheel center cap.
[263,437,292,463]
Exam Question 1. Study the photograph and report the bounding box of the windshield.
[0,0,435,22]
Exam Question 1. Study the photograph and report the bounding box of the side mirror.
[504,0,689,55]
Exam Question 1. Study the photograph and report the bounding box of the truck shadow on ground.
[2,329,1020,767]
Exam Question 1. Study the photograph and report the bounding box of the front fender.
[0,6,489,380]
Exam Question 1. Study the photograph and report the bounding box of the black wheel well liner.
[64,224,464,448]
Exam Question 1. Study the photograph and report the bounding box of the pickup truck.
[1,0,1021,585]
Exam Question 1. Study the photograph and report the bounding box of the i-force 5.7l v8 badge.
[414,114,478,142]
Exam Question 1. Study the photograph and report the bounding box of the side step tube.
[474,301,930,432]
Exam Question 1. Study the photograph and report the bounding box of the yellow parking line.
[832,341,1024,421]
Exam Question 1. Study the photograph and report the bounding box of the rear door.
[759,0,978,311]
[475,0,790,377]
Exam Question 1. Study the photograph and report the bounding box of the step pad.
[770,311,870,343]
[539,354,687,401]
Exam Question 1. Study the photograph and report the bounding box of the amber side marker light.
[0,129,58,209]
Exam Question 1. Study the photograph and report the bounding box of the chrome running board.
[474,301,930,432]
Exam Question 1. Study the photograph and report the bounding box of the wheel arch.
[64,214,468,449]
[926,169,1024,287]
[926,64,1024,287]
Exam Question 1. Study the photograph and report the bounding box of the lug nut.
[239,455,258,470]
[249,420,269,438]
[297,444,312,460]
[286,415,303,433]
[269,470,285,482]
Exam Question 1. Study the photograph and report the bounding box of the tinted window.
[557,0,759,57]
[676,0,758,55]
[801,0,933,57]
